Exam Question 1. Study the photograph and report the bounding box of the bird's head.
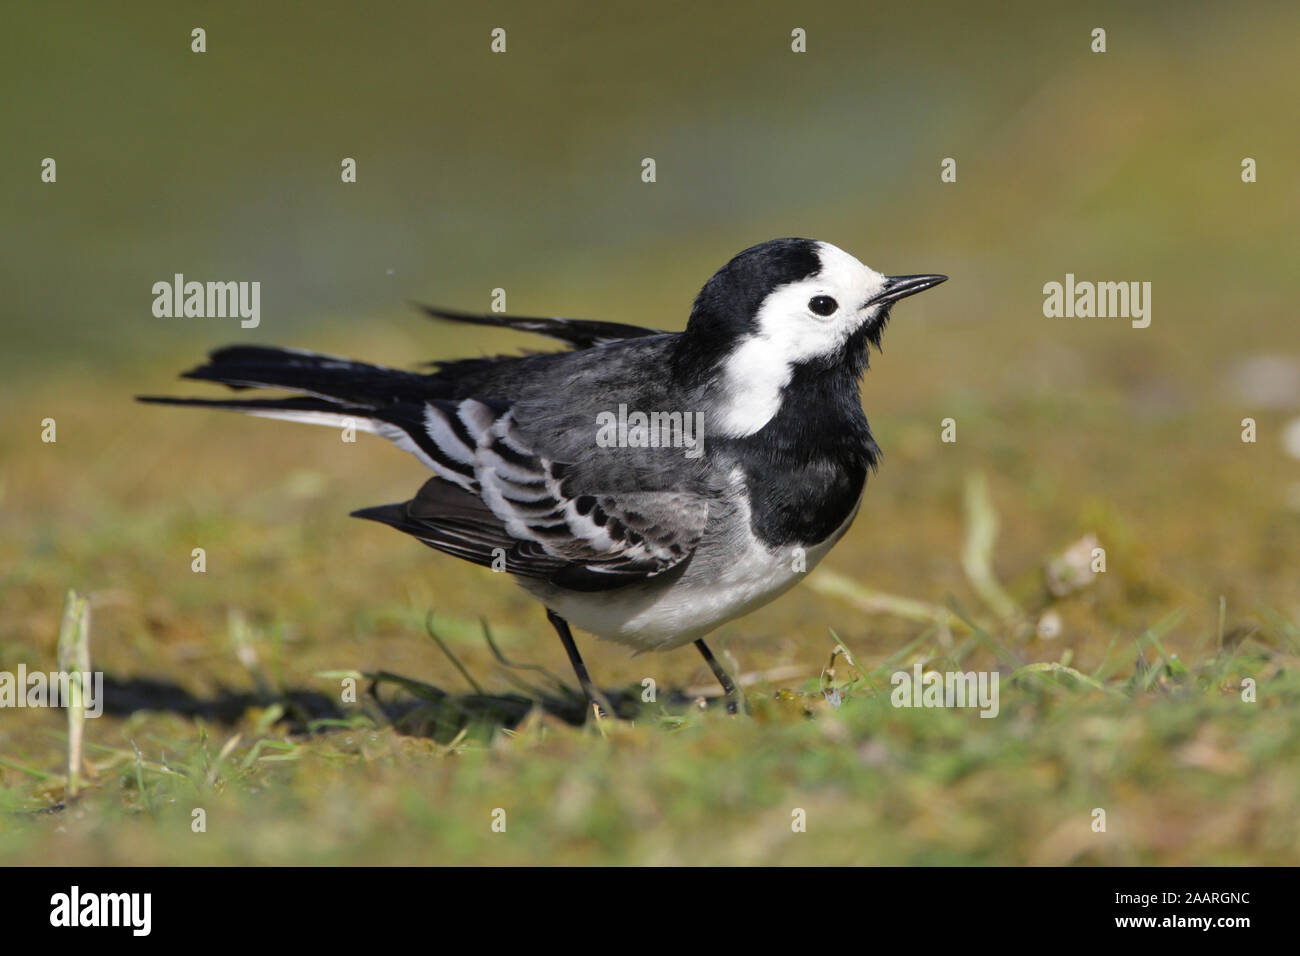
[682,238,945,437]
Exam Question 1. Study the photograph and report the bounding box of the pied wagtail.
[140,239,945,715]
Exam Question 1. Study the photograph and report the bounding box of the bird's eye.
[808,295,838,316]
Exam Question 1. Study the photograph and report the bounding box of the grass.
[3,403,1298,863]
[1,617,1295,866]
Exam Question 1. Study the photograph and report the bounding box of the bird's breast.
[740,454,869,551]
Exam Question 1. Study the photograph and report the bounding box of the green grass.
[1,618,1295,866]
[3,427,1298,864]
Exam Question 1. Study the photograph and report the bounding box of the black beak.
[869,273,948,306]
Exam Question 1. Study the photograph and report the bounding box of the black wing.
[139,343,708,592]
[355,398,708,591]
[414,303,664,350]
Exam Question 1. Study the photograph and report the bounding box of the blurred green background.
[1,0,1298,864]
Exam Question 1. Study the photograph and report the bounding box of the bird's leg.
[694,639,744,715]
[546,609,612,720]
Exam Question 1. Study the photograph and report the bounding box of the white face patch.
[714,242,889,437]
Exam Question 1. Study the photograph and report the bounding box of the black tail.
[157,344,449,406]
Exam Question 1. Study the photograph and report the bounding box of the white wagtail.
[140,239,945,715]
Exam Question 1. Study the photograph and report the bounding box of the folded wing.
[139,340,707,592]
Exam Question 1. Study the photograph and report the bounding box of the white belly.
[525,492,862,652]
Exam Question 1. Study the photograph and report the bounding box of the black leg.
[546,609,610,719]
[694,639,743,714]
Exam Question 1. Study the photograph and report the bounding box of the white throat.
[715,337,792,436]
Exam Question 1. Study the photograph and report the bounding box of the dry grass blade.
[810,568,968,633]
[961,472,1020,622]
[55,589,90,798]
[425,612,485,696]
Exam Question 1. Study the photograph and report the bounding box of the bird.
[139,238,945,717]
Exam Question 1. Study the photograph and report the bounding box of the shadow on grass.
[94,672,710,743]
